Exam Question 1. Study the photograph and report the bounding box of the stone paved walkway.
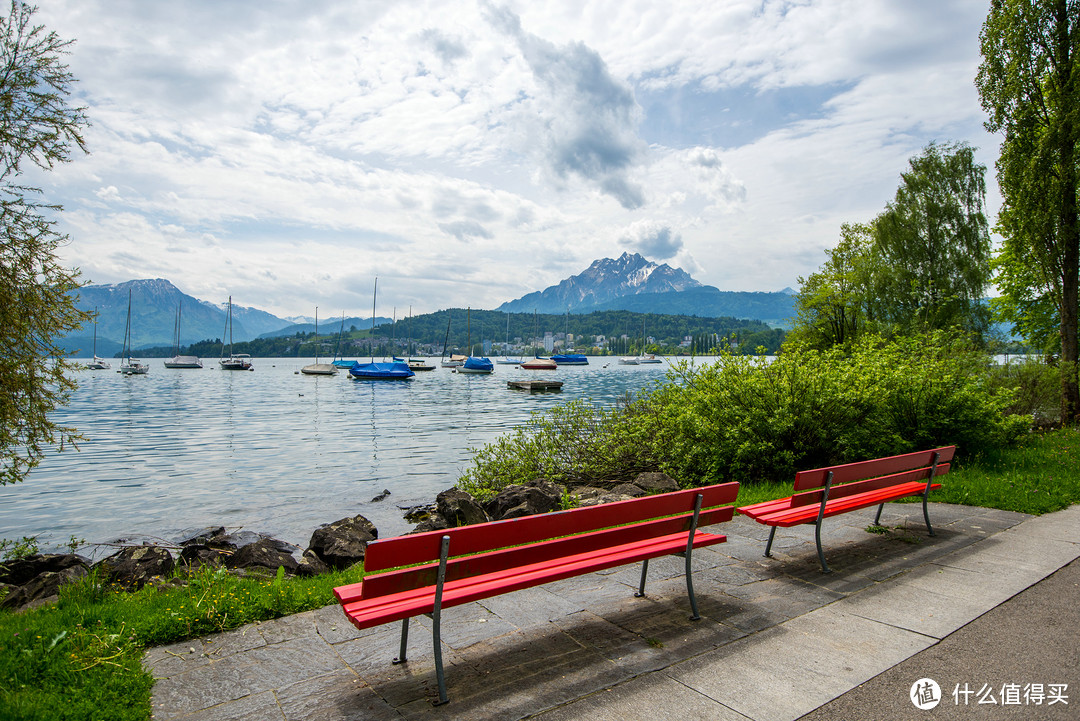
[144,502,1080,720]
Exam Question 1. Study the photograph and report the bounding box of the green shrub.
[457,332,1030,496]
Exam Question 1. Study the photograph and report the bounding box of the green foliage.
[0,562,366,719]
[458,334,1029,497]
[0,535,39,561]
[977,0,1080,423]
[871,142,993,339]
[790,222,876,349]
[988,356,1062,426]
[936,426,1080,514]
[458,398,661,499]
[0,1,92,485]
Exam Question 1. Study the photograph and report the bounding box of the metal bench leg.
[815,471,834,574]
[873,503,885,526]
[922,494,935,537]
[764,526,777,557]
[634,559,649,597]
[685,494,703,621]
[392,618,409,664]
[923,451,940,537]
[431,535,450,706]
[815,518,831,574]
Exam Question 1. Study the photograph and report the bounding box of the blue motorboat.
[458,356,494,374]
[350,361,415,380]
[552,353,588,365]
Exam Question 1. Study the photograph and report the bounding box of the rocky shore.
[0,472,680,613]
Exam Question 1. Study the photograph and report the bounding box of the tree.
[871,141,993,339]
[0,1,90,485]
[977,0,1080,425]
[790,223,876,349]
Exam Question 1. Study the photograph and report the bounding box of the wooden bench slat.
[354,506,734,601]
[341,530,728,629]
[757,482,942,527]
[362,482,739,573]
[789,463,950,507]
[792,446,956,491]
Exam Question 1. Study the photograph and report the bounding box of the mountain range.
[60,279,391,355]
[498,252,796,324]
[59,256,797,354]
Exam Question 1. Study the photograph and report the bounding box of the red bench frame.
[334,482,739,705]
[737,447,954,573]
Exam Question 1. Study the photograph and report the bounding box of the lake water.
[0,358,674,555]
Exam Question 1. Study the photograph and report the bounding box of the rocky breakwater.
[0,472,682,612]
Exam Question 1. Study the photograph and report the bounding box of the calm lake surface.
[1,358,676,555]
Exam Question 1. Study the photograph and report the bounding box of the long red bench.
[737,447,954,573]
[333,482,739,705]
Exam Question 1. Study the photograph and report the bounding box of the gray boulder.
[1,565,89,611]
[225,538,299,575]
[296,549,331,577]
[436,488,489,527]
[96,545,175,592]
[307,515,378,570]
[484,478,563,520]
[609,483,647,498]
[0,553,91,586]
[408,515,450,535]
[633,471,680,493]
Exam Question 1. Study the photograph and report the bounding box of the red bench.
[737,447,954,573]
[333,482,739,705]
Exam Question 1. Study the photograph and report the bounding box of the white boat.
[618,356,640,365]
[164,302,203,368]
[405,306,436,370]
[118,290,148,375]
[301,307,338,376]
[87,306,111,370]
[440,312,464,367]
[638,354,663,364]
[219,296,253,371]
[497,312,523,364]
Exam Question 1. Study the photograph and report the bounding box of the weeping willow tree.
[0,1,91,485]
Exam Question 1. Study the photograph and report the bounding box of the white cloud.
[28,0,998,314]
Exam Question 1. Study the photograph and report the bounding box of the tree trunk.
[1055,0,1079,426]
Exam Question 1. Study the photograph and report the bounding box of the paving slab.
[144,504,1077,720]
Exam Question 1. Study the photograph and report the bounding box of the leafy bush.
[457,333,1030,496]
[987,356,1060,425]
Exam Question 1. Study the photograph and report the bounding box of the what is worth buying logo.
[911,678,942,710]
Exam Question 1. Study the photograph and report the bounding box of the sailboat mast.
[371,277,377,363]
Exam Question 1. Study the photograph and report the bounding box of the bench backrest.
[789,446,955,508]
[357,482,739,599]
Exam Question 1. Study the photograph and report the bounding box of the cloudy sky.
[31,0,1000,318]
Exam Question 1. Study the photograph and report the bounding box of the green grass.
[0,563,364,720]
[2,428,1079,720]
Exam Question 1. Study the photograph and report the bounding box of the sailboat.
[496,311,522,364]
[457,307,493,374]
[440,312,464,368]
[164,302,203,368]
[301,307,338,375]
[520,309,556,370]
[406,306,436,371]
[552,307,588,365]
[86,306,111,370]
[332,312,358,368]
[219,296,253,370]
[350,277,415,380]
[118,290,148,375]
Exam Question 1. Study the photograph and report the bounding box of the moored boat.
[350,360,415,380]
[520,357,558,370]
[219,296,253,371]
[552,353,588,365]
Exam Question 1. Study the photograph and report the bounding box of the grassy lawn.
[1,427,1078,720]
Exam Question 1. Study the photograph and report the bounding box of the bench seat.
[338,528,727,629]
[737,447,954,572]
[739,480,942,527]
[334,482,739,704]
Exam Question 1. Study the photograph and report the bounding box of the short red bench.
[737,447,954,573]
[334,482,739,705]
